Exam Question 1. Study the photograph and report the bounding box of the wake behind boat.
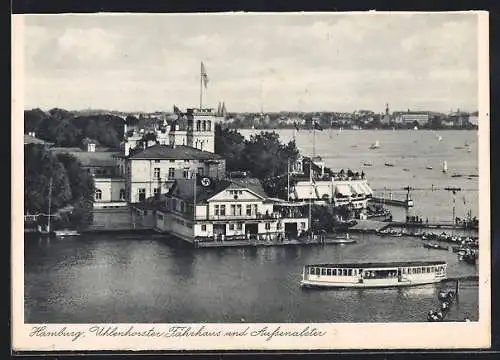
[300,260,447,288]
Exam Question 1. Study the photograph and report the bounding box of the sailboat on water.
[38,178,56,238]
[442,161,448,173]
[370,140,380,149]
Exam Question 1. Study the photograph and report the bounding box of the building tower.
[185,108,219,153]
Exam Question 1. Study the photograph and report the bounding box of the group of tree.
[24,144,95,228]
[214,124,299,198]
[25,108,125,149]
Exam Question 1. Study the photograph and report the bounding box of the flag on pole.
[201,62,209,89]
[173,105,181,114]
[313,121,324,131]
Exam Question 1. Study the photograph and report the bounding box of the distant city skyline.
[20,13,481,113]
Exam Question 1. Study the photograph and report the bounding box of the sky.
[19,12,481,113]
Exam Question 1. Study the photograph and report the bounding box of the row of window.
[154,159,192,163]
[154,167,204,180]
[309,265,446,277]
[95,189,126,201]
[214,204,259,216]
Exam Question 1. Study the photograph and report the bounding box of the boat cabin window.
[322,268,327,275]
[348,269,353,276]
[327,269,332,276]
[342,269,348,276]
[309,267,315,275]
[316,268,321,275]
[332,269,337,276]
[353,269,357,276]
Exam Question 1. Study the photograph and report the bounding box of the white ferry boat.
[300,260,447,288]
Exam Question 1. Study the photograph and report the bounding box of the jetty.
[369,197,413,208]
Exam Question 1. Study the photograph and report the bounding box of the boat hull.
[300,278,443,289]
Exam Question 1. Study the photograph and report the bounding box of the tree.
[24,144,72,213]
[56,153,95,227]
[214,124,246,171]
[24,108,48,133]
[54,119,83,147]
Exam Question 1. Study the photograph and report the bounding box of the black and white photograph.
[12,11,490,351]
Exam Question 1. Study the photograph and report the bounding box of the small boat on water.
[451,174,463,178]
[437,135,443,141]
[442,161,448,173]
[326,233,356,244]
[300,260,447,288]
[426,166,433,170]
[363,162,373,166]
[370,140,380,149]
[55,229,80,237]
[384,162,394,167]
[423,242,449,251]
[402,168,410,172]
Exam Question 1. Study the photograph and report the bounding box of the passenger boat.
[300,260,447,288]
[54,229,80,237]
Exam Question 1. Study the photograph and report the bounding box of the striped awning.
[335,184,352,196]
[294,184,316,199]
[359,182,374,195]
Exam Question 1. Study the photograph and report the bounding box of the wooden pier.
[369,197,414,208]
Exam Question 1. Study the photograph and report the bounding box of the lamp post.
[444,187,461,227]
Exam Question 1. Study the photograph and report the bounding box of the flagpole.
[200,62,203,110]
[309,159,312,239]
[287,158,290,201]
[193,171,196,221]
[313,127,316,158]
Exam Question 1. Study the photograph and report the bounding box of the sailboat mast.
[309,160,312,236]
[47,178,53,231]
[287,158,290,201]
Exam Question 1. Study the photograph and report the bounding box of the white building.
[122,144,226,203]
[393,111,430,126]
[155,177,309,244]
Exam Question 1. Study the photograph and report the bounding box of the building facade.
[393,111,430,126]
[125,144,226,203]
[155,178,309,244]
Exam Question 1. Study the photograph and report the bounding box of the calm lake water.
[24,130,481,323]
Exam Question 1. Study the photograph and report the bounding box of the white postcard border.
[11,11,491,351]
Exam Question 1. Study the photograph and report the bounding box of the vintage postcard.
[12,11,490,352]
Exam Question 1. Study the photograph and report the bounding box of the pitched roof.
[168,177,266,204]
[226,177,267,198]
[128,144,224,160]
